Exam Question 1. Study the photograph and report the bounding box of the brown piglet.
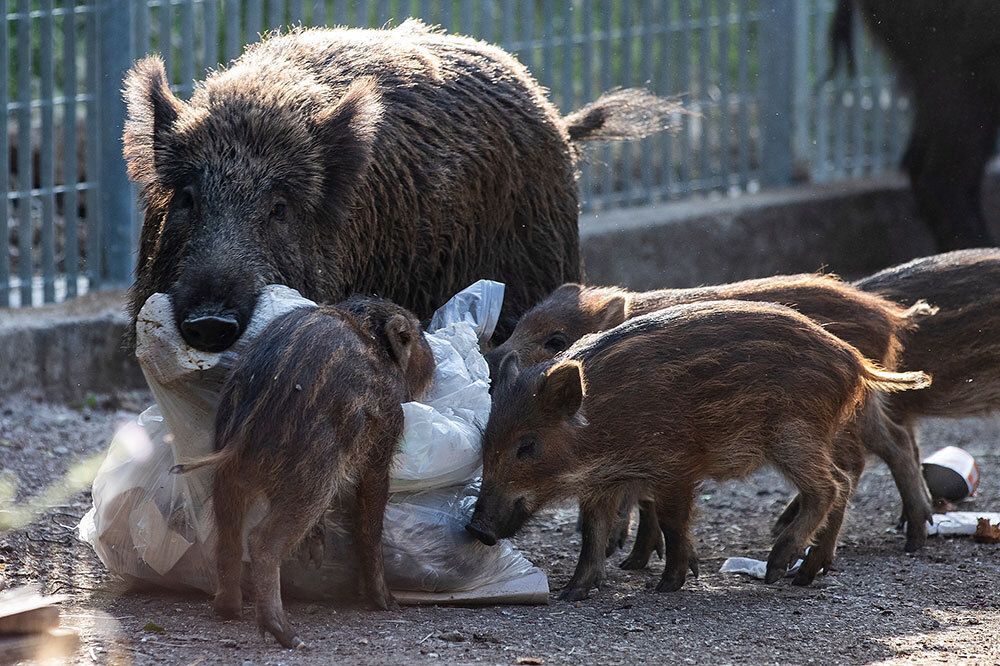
[486,274,936,555]
[469,300,930,601]
[172,298,434,648]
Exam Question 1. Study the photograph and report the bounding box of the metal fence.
[2,0,910,308]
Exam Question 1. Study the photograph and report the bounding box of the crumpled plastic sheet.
[79,280,547,600]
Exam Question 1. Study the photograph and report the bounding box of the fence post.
[760,0,797,188]
[98,0,136,287]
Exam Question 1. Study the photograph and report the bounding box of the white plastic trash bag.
[79,281,548,602]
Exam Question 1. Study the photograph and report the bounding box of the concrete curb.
[3,174,991,398]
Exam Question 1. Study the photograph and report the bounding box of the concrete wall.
[3,174,995,399]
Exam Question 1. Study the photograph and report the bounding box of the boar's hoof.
[371,591,400,612]
[688,554,699,578]
[904,529,926,553]
[654,570,686,593]
[618,552,650,570]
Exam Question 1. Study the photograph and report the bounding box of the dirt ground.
[1,388,998,666]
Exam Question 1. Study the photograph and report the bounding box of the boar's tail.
[899,299,938,329]
[170,449,229,475]
[562,88,681,143]
[862,364,932,393]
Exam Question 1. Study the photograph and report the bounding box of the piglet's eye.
[516,436,541,460]
[543,333,568,353]
[269,201,287,221]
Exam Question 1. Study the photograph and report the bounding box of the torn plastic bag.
[79,281,548,603]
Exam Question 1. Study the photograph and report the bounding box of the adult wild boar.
[832,1,1000,249]
[123,20,676,351]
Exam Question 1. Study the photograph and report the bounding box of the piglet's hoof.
[557,585,593,602]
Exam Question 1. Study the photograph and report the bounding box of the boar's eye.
[269,201,287,222]
[516,435,542,460]
[543,333,568,354]
[174,185,196,211]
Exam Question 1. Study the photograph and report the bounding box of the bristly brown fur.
[122,21,681,350]
[471,300,930,600]
[184,298,433,649]
[485,273,936,554]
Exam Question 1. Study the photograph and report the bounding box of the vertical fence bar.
[40,0,56,302]
[760,0,795,187]
[736,0,749,189]
[718,0,730,191]
[619,0,633,204]
[559,0,574,112]
[377,0,390,27]
[871,49,885,173]
[0,0,8,306]
[639,0,653,201]
[850,6,865,177]
[269,0,286,30]
[480,0,494,44]
[334,0,349,26]
[312,0,326,26]
[791,0,809,180]
[660,0,675,199]
[678,0,691,195]
[204,0,219,69]
[461,0,474,36]
[62,1,79,299]
[439,0,451,31]
[599,0,612,206]
[181,0,196,94]
[86,0,101,289]
[289,0,304,24]
[246,0,263,41]
[500,0,513,50]
[136,1,150,59]
[225,0,242,60]
[540,0,553,91]
[16,0,32,305]
[159,0,172,78]
[98,0,135,286]
[696,0,709,189]
[519,0,533,71]
[578,0,593,211]
[813,0,828,181]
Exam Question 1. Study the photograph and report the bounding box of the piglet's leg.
[353,447,398,611]
[620,500,665,570]
[654,485,697,592]
[558,497,615,602]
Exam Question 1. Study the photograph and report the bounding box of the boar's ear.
[314,77,384,216]
[123,56,185,184]
[385,314,417,371]
[596,294,627,330]
[496,351,521,388]
[540,360,585,422]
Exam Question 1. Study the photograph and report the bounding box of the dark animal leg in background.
[559,499,614,602]
[212,473,248,620]
[908,80,998,250]
[620,500,665,569]
[654,485,696,593]
[605,494,634,557]
[353,445,397,611]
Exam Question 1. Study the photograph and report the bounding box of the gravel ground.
[1,388,998,666]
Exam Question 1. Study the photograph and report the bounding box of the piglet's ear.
[314,76,384,216]
[597,294,627,330]
[496,351,521,388]
[385,314,416,372]
[540,360,585,422]
[123,56,185,184]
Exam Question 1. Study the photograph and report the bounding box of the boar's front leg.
[353,442,398,611]
[558,497,616,602]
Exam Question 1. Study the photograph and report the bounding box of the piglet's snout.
[466,512,498,546]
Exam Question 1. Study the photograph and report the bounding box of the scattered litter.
[142,621,165,634]
[923,446,980,502]
[972,518,1000,544]
[924,512,1000,537]
[719,555,803,580]
[516,658,544,665]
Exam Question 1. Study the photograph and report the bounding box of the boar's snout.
[180,314,242,352]
[466,514,498,546]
